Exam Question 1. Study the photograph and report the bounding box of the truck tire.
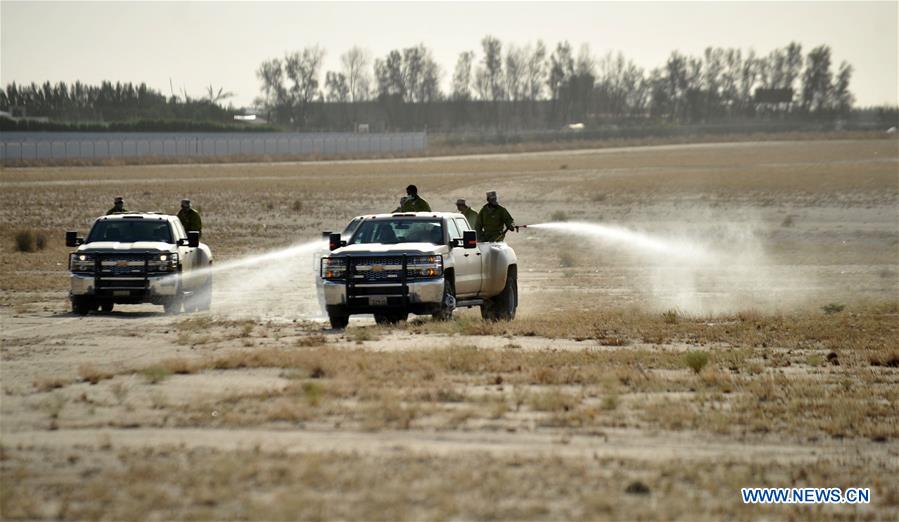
[100,302,114,313]
[71,296,93,315]
[328,312,349,329]
[483,267,517,321]
[432,277,456,321]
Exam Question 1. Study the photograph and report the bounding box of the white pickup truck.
[319,212,518,328]
[66,213,213,315]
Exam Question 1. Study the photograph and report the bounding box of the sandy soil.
[2,138,898,520]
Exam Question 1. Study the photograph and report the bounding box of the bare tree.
[831,61,853,113]
[575,43,595,76]
[548,41,574,101]
[256,58,286,108]
[505,44,526,101]
[374,50,405,99]
[451,51,474,100]
[340,46,371,102]
[524,40,547,100]
[284,46,325,105]
[801,45,833,112]
[784,42,803,93]
[480,35,505,101]
[418,51,442,102]
[325,72,349,103]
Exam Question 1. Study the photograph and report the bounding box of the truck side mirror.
[188,231,200,248]
[65,231,83,247]
[463,230,477,249]
[329,233,342,251]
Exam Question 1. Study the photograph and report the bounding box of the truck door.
[449,217,482,297]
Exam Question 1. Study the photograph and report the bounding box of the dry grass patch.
[8,441,897,521]
[77,364,116,385]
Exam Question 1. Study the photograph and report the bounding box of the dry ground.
[1,138,898,520]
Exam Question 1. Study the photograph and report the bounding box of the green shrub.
[684,350,709,374]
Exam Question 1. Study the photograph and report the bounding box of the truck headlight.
[69,253,95,273]
[406,255,443,279]
[321,257,347,280]
[148,252,179,273]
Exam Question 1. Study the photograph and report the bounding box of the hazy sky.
[2,1,897,107]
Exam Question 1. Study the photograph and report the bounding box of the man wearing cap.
[476,191,515,242]
[393,184,431,213]
[177,199,203,236]
[106,196,127,215]
[455,198,479,231]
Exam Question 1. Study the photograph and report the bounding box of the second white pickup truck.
[320,212,518,328]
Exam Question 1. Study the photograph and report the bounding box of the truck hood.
[77,241,176,253]
[333,243,444,255]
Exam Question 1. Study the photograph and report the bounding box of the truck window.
[455,218,471,232]
[87,220,174,244]
[350,219,444,245]
[172,219,187,239]
[446,218,461,239]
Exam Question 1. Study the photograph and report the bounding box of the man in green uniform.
[455,198,479,230]
[177,199,203,236]
[106,196,127,215]
[476,191,515,242]
[393,185,431,213]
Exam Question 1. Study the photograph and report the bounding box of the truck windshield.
[350,219,444,245]
[342,217,364,237]
[86,220,174,244]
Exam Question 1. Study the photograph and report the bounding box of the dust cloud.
[529,220,813,315]
[178,239,327,320]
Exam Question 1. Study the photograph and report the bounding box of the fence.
[0,131,427,162]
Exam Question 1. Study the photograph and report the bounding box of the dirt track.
[2,138,898,519]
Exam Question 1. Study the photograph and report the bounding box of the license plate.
[368,296,388,306]
[113,290,130,297]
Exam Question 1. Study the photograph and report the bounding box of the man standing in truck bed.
[177,199,202,236]
[476,191,515,242]
[106,196,127,215]
[393,185,431,213]
[456,198,479,230]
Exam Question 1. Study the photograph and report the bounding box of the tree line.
[0,80,235,123]
[0,38,866,132]
[254,38,858,130]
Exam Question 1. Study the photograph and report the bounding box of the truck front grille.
[351,256,404,282]
[98,254,147,276]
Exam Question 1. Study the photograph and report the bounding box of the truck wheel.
[432,278,456,321]
[71,296,93,315]
[328,312,349,329]
[480,301,496,321]
[488,267,517,321]
[100,302,114,313]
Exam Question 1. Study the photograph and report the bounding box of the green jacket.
[106,206,127,215]
[178,207,203,235]
[461,207,479,231]
[477,204,514,242]
[393,196,431,213]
